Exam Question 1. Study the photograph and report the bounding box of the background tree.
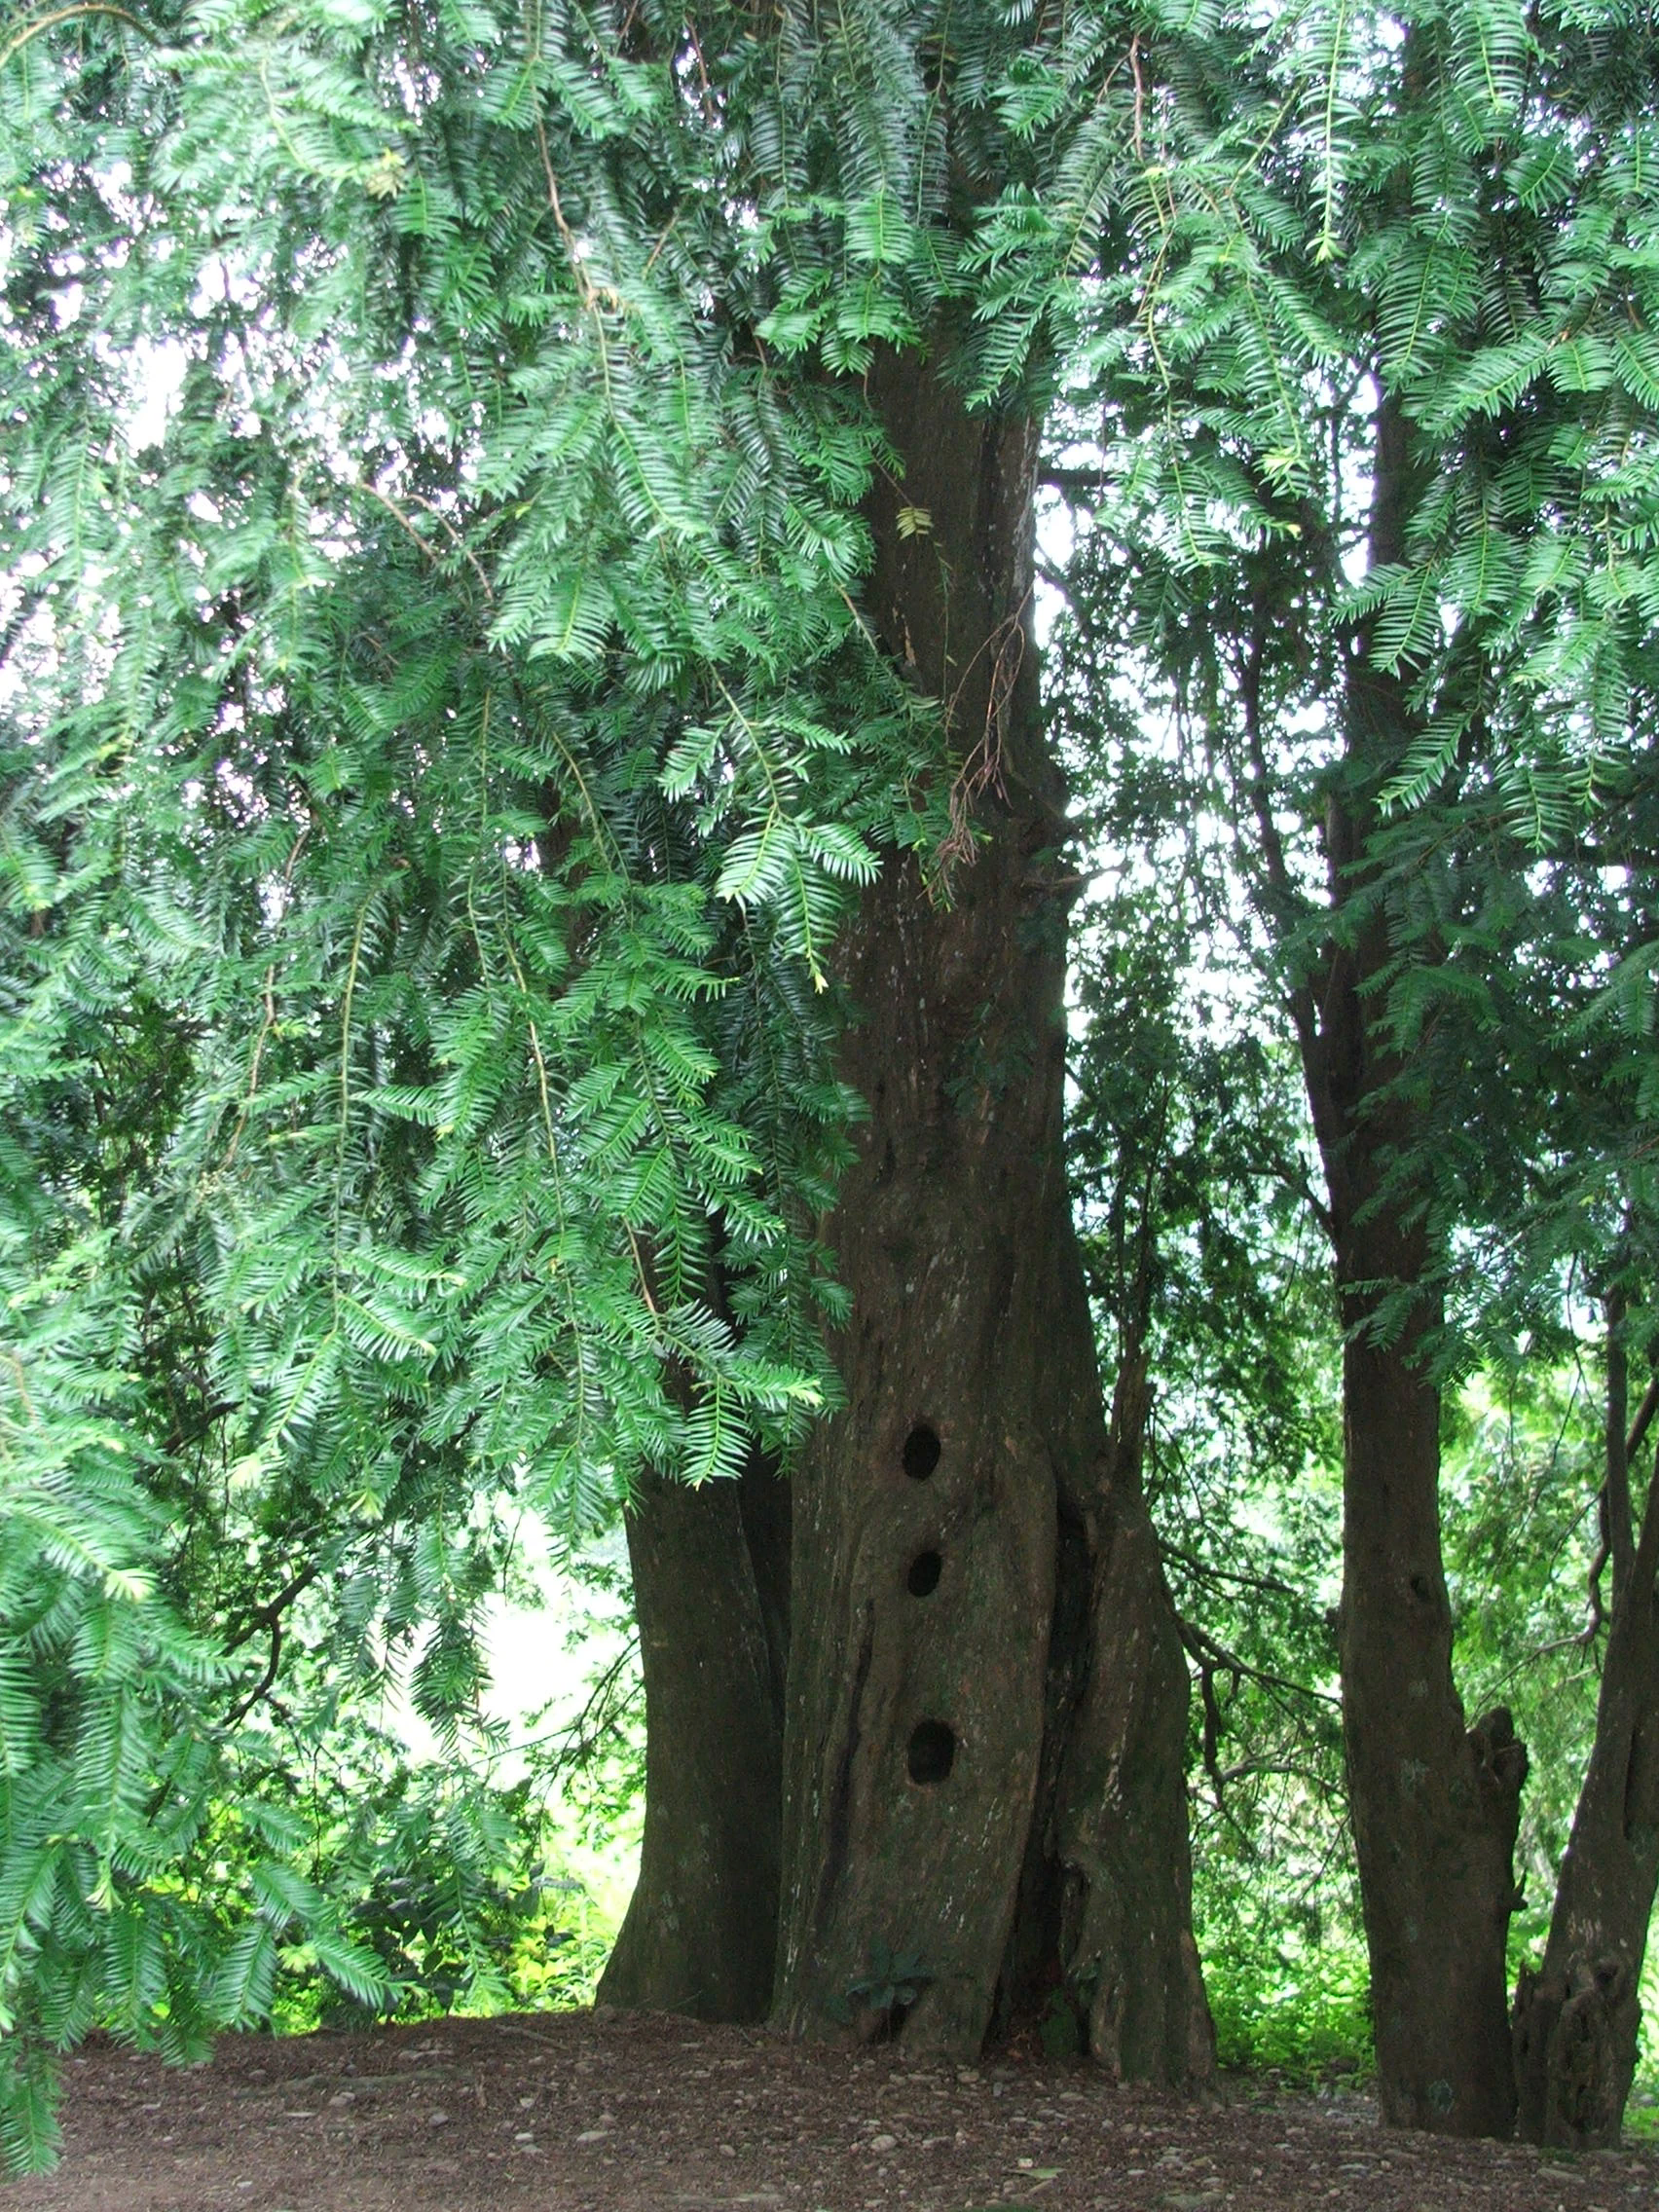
[1047,0,1659,2136]
[1051,571,1356,2071]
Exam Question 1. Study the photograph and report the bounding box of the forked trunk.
[770,355,1212,2082]
[596,1456,789,2020]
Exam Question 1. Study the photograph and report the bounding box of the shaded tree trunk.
[1513,1348,1659,2148]
[770,355,1213,2083]
[596,1452,789,2020]
[1279,393,1527,2136]
[1326,1158,1526,2135]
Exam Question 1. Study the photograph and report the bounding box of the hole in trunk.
[906,1549,942,1598]
[903,1424,941,1481]
[907,1719,955,1784]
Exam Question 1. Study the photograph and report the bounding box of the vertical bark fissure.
[739,1454,793,1735]
[812,1612,875,1967]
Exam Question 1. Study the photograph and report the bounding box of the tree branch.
[225,1616,284,1729]
[1038,465,1110,501]
[1626,1368,1659,1465]
[1162,1542,1307,1606]
[1177,1617,1342,1710]
[1237,599,1323,1073]
[224,1561,323,1655]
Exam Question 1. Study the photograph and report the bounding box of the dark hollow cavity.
[906,1549,942,1598]
[907,1719,955,1785]
[903,1424,941,1481]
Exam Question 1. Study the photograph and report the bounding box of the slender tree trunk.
[1328,1170,1526,2135]
[1286,394,1527,2136]
[1513,1358,1659,2148]
[596,1452,789,2020]
[1299,838,1528,2141]
[771,355,1212,2083]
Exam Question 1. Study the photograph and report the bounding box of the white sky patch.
[122,335,190,452]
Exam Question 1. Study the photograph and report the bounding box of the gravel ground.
[8,2010,1657,2212]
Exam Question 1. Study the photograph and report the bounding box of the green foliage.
[1203,1932,1373,2085]
[7,0,1659,2155]
[830,1939,931,2035]
[0,0,1246,2160]
[251,1728,618,2033]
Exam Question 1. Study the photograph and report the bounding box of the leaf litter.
[5,2010,1653,2212]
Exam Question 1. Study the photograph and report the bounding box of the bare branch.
[1177,1617,1342,1710]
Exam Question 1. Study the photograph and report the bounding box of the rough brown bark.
[770,353,1212,2083]
[1331,1191,1526,2136]
[1298,830,1528,2141]
[1513,1371,1659,2147]
[1282,394,1527,2138]
[596,1454,787,2021]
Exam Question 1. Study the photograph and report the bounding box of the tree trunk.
[596,1453,788,2020]
[1277,391,1527,2137]
[771,355,1212,2083]
[1300,853,1528,2140]
[1332,1194,1526,2135]
[1514,1384,1659,2147]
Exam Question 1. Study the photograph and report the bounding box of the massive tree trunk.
[1513,1346,1659,2148]
[1278,397,1527,2137]
[596,1452,789,2020]
[770,354,1213,2083]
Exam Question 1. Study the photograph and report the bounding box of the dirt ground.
[9,2010,1657,2212]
